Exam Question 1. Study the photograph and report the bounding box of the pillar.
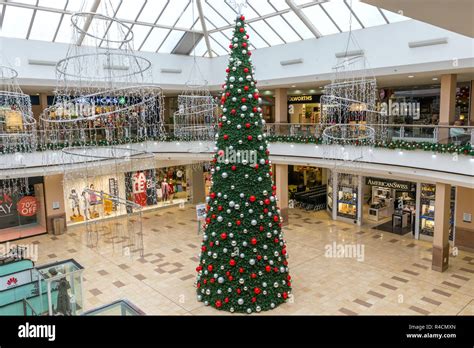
[432,183,451,272]
[439,74,457,143]
[275,164,289,226]
[274,88,288,136]
[332,171,338,221]
[43,174,67,234]
[188,165,206,204]
[414,182,421,239]
[469,80,474,127]
[357,175,363,226]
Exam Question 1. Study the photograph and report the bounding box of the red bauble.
[254,164,259,170]
[215,300,222,308]
[217,205,223,211]
[236,288,241,294]
[210,278,215,283]
[229,44,233,49]
[205,217,211,223]
[210,241,214,247]
[240,15,245,21]
[228,275,233,281]
[273,215,279,222]
[259,226,264,232]
[241,97,247,103]
[272,185,276,191]
[239,27,244,33]
[257,255,262,260]
[283,292,288,299]
[251,297,257,303]
[248,51,252,56]
[242,43,247,48]
[264,198,270,205]
[224,297,229,303]
[265,265,271,272]
[251,273,257,279]
[274,238,279,243]
[208,265,213,271]
[210,192,216,199]
[236,220,241,226]
[221,232,227,240]
[218,122,223,128]
[282,249,287,255]
[226,92,230,97]
[249,195,256,202]
[253,107,258,112]
[196,265,202,272]
[244,86,249,91]
[251,237,257,245]
[211,214,216,219]
[239,268,244,273]
[231,165,237,171]
[246,34,249,39]
[254,287,261,294]
[273,267,278,273]
[225,68,230,73]
[263,208,268,213]
[245,123,251,128]
[287,281,292,287]
[229,259,236,266]
[231,109,236,114]
[243,67,249,73]
[253,92,259,99]
[226,271,230,276]
[223,134,229,140]
[201,246,206,252]
[247,135,253,141]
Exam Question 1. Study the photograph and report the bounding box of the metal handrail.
[22,298,38,316]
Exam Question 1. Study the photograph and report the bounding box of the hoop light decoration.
[0,66,37,154]
[40,10,165,149]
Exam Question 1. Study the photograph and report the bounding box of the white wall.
[2,19,473,91]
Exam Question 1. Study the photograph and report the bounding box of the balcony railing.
[0,123,472,155]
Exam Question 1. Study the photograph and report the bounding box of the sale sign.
[17,196,38,217]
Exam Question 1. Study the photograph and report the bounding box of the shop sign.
[196,204,207,220]
[366,177,414,191]
[17,196,38,217]
[0,193,14,217]
[0,269,32,290]
[287,95,320,104]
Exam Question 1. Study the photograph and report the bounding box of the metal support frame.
[77,0,102,46]
[196,0,213,58]
[285,0,322,39]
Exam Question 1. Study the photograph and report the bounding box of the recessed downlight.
[408,75,414,78]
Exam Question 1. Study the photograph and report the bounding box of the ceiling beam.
[76,0,101,46]
[285,0,322,39]
[196,0,213,58]
[0,1,202,34]
[0,0,8,29]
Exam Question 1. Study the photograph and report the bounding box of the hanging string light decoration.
[40,6,165,149]
[0,66,37,154]
[320,0,386,168]
[173,0,217,141]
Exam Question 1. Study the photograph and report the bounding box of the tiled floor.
[5,207,474,315]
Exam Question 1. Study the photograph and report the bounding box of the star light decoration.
[227,0,248,13]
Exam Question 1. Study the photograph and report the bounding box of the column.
[188,165,205,204]
[432,183,451,272]
[274,88,288,136]
[332,171,338,221]
[357,175,363,226]
[414,182,421,239]
[275,164,289,226]
[44,174,66,234]
[439,74,457,143]
[469,80,474,127]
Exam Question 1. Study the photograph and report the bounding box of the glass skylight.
[0,0,411,56]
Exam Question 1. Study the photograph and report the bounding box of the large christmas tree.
[196,15,292,314]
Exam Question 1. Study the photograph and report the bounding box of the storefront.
[336,173,359,222]
[364,177,417,235]
[288,166,327,211]
[63,165,191,226]
[0,177,46,242]
[419,184,456,241]
[288,94,321,124]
